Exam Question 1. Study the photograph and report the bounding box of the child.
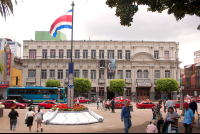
[97,100,99,110]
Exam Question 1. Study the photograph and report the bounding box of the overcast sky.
[0,0,199,68]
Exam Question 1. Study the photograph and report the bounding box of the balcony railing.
[136,79,151,83]
[26,78,36,83]
[98,79,105,83]
[48,78,55,80]
[125,79,132,83]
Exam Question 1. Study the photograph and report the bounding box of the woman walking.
[97,100,100,110]
[101,99,106,111]
[8,106,19,131]
[25,108,35,132]
[106,99,110,111]
[35,107,43,132]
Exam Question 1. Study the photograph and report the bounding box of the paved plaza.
[0,103,200,133]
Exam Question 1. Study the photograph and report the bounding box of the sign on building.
[107,59,115,74]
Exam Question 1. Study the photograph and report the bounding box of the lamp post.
[97,85,98,97]
[58,86,61,104]
[124,86,126,105]
[180,83,185,116]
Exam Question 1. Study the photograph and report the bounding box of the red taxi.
[105,100,132,109]
[2,100,27,109]
[172,100,180,108]
[39,100,57,109]
[136,101,162,109]
[74,97,91,104]
[197,98,200,103]
[114,96,131,103]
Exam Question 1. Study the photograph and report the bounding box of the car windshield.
[14,101,19,104]
[139,101,144,104]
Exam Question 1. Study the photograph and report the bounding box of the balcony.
[125,79,132,83]
[65,78,68,83]
[98,79,105,84]
[48,78,55,80]
[136,79,151,83]
[26,78,36,83]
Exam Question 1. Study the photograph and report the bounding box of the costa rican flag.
[50,9,72,37]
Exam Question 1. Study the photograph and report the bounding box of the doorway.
[107,87,114,100]
[137,87,150,100]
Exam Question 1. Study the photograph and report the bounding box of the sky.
[0,0,199,68]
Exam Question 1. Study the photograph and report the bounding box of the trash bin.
[0,104,5,117]
[130,105,133,112]
[30,105,35,112]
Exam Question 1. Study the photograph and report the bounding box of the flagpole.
[71,1,75,62]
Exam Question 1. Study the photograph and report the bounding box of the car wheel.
[86,101,89,104]
[141,107,145,109]
[17,106,21,109]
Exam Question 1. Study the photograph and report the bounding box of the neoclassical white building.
[22,40,181,101]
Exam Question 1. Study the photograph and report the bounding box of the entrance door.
[137,88,150,100]
[107,87,114,100]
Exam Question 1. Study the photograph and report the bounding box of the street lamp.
[124,86,126,105]
[180,83,185,116]
[58,86,61,104]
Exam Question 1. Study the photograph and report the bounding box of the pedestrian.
[165,97,177,113]
[8,106,19,131]
[0,94,2,100]
[157,107,181,133]
[35,107,43,132]
[146,120,158,133]
[154,99,162,121]
[111,97,115,113]
[77,98,79,106]
[189,98,198,123]
[101,99,106,111]
[97,100,100,110]
[25,108,35,132]
[183,102,194,133]
[121,102,132,133]
[106,99,110,111]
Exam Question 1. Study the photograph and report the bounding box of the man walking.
[111,97,115,113]
[154,99,162,121]
[189,98,198,122]
[121,102,132,133]
[165,97,177,113]
[183,102,194,133]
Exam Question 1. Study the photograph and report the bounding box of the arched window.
[144,70,148,78]
[137,70,142,78]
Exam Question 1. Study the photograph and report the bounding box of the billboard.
[100,60,105,69]
[107,59,115,74]
[4,45,11,75]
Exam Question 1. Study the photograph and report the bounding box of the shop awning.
[195,63,200,67]
[186,64,193,69]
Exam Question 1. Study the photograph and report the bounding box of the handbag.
[25,112,28,124]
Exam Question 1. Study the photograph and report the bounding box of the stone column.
[150,66,155,101]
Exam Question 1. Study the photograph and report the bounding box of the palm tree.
[0,0,19,20]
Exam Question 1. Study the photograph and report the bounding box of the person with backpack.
[35,107,43,132]
[8,106,19,131]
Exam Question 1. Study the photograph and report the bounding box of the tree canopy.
[0,62,5,74]
[74,77,91,93]
[109,79,126,93]
[106,0,200,29]
[45,79,61,87]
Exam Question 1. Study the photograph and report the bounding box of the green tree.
[74,77,91,94]
[106,0,200,29]
[45,79,61,87]
[0,62,5,74]
[156,78,179,99]
[109,79,125,93]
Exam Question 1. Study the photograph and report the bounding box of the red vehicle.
[114,96,131,103]
[172,100,180,108]
[2,100,27,109]
[136,101,162,109]
[39,100,57,109]
[74,97,91,104]
[197,98,200,103]
[105,100,133,109]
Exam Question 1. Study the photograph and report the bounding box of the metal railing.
[98,79,105,83]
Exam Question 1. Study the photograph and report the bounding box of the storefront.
[136,82,152,100]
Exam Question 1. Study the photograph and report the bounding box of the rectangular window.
[29,50,36,58]
[91,50,96,59]
[42,49,47,59]
[50,49,56,58]
[75,50,80,59]
[118,50,122,59]
[66,70,68,78]
[74,70,80,77]
[118,70,123,79]
[155,70,160,79]
[165,70,170,78]
[58,70,63,79]
[164,51,169,59]
[82,70,88,79]
[99,70,104,79]
[125,50,131,59]
[50,70,55,78]
[126,70,131,78]
[91,70,96,79]
[108,50,114,59]
[67,50,71,59]
[83,50,88,59]
[154,51,159,59]
[28,70,36,78]
[59,50,64,58]
[41,70,46,79]
[99,50,104,59]
[107,74,115,79]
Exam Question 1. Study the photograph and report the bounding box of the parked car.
[2,100,27,109]
[172,100,180,108]
[114,96,131,103]
[39,100,57,109]
[7,95,32,105]
[74,97,91,104]
[91,95,103,103]
[136,101,162,109]
[197,98,200,103]
[105,100,133,109]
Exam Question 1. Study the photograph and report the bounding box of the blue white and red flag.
[50,9,72,37]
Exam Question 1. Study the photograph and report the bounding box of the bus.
[7,86,67,104]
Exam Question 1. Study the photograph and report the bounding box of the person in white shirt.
[101,99,106,111]
[77,98,79,106]
[34,107,43,132]
[106,99,110,111]
[165,98,177,113]
[25,108,35,132]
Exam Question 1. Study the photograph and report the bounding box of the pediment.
[130,52,156,61]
